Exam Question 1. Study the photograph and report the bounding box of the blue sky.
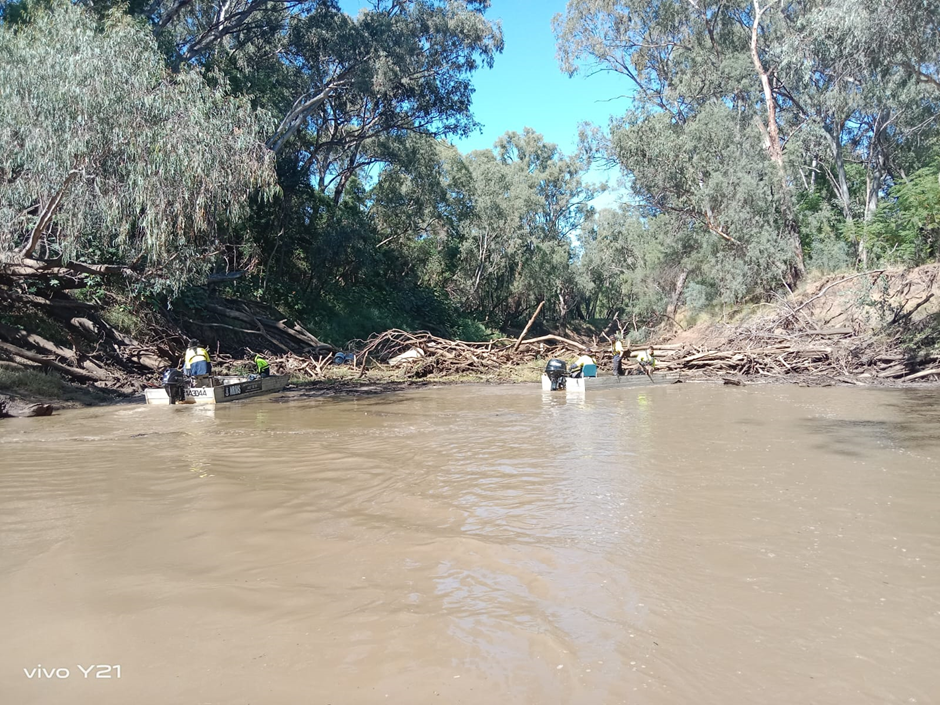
[452,0,633,206]
[340,0,634,206]
[450,0,631,157]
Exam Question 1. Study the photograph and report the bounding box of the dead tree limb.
[0,341,106,381]
[513,301,544,351]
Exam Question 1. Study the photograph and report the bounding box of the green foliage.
[611,103,797,303]
[165,0,504,204]
[898,312,940,361]
[300,282,468,345]
[554,0,940,321]
[5,0,939,349]
[440,129,594,327]
[100,303,145,339]
[0,1,277,293]
[854,164,940,266]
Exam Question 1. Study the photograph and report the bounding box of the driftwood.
[0,394,54,418]
[513,301,545,351]
[0,341,107,382]
[900,367,940,382]
[12,403,53,417]
[203,303,331,352]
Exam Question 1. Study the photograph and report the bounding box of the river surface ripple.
[1,383,939,704]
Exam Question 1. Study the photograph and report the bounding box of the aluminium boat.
[144,373,289,405]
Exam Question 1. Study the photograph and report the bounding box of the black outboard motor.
[161,368,187,405]
[544,358,568,391]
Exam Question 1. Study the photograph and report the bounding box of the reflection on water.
[1,383,939,704]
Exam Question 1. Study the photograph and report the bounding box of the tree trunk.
[0,341,107,382]
[823,121,853,220]
[557,292,569,336]
[513,301,544,351]
[750,0,805,285]
[667,269,689,319]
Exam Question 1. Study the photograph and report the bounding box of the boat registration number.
[224,381,262,398]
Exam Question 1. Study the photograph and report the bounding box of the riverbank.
[2,265,939,415]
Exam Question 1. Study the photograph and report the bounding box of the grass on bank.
[0,363,114,405]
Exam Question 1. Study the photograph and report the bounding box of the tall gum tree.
[0,2,278,295]
[554,0,807,286]
[140,0,503,204]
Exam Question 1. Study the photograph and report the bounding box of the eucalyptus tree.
[0,2,277,295]
[452,129,594,327]
[142,0,305,62]
[554,0,807,287]
[142,0,502,204]
[273,0,502,204]
[556,0,940,290]
[577,207,695,324]
[368,136,474,256]
[777,0,940,252]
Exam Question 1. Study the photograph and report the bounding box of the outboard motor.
[544,358,568,391]
[161,368,187,405]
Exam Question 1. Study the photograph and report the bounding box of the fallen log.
[0,394,54,418]
[517,334,586,350]
[203,303,330,351]
[877,365,908,378]
[0,292,96,309]
[900,367,940,382]
[0,341,106,382]
[258,317,330,349]
[793,327,854,337]
[0,322,75,359]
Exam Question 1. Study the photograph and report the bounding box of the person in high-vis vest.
[636,346,656,377]
[254,354,270,378]
[183,340,212,377]
[612,334,628,376]
[569,351,597,378]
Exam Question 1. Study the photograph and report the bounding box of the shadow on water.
[801,388,940,458]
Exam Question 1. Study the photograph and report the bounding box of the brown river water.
[1,382,939,704]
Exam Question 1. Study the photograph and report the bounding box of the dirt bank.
[654,264,940,385]
[2,265,939,415]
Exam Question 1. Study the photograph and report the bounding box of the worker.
[183,339,212,377]
[612,334,628,376]
[569,350,597,378]
[636,345,656,376]
[254,354,270,378]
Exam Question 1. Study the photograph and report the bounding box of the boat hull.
[144,375,289,405]
[540,373,671,394]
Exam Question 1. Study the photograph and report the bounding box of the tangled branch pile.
[655,267,940,384]
[349,329,595,378]
[0,295,336,394]
[257,268,940,386]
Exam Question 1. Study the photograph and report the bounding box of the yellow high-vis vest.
[185,347,210,365]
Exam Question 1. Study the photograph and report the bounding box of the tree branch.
[20,169,80,258]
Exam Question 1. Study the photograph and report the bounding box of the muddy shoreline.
[3,265,940,417]
[3,368,938,420]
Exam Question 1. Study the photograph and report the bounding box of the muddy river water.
[1,382,939,704]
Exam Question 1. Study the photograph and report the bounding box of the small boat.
[541,371,674,394]
[541,358,610,394]
[540,372,608,394]
[144,374,289,405]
